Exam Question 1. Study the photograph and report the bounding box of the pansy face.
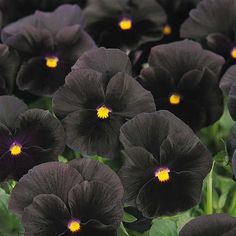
[119,111,212,218]
[53,48,156,158]
[9,160,124,235]
[181,0,236,72]
[0,96,65,181]
[1,4,96,96]
[179,214,236,236]
[84,0,167,50]
[139,40,224,130]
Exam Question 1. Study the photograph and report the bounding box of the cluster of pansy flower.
[1,0,236,235]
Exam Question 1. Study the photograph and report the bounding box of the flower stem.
[206,162,214,215]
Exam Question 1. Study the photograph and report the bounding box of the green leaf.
[122,211,137,223]
[117,222,129,236]
[58,155,68,163]
[149,219,178,236]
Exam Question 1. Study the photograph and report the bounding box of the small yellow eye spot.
[169,93,181,105]
[155,168,170,183]
[119,18,132,31]
[96,105,111,119]
[10,142,22,157]
[231,48,236,59]
[68,219,81,233]
[162,25,172,36]
[45,56,59,68]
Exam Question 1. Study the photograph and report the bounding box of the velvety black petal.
[0,44,20,94]
[72,47,132,83]
[136,172,203,218]
[62,109,123,158]
[220,65,236,95]
[0,95,27,129]
[119,147,158,205]
[146,40,224,80]
[53,69,104,119]
[159,132,212,178]
[17,56,71,96]
[9,162,83,216]
[228,82,236,120]
[34,4,84,35]
[120,111,192,158]
[106,72,156,118]
[68,181,123,229]
[22,194,70,236]
[179,214,236,236]
[55,25,97,62]
[180,0,236,40]
[2,22,53,56]
[68,158,124,200]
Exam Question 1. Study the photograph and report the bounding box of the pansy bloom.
[53,48,156,158]
[139,40,224,130]
[83,0,167,51]
[157,0,200,43]
[180,214,236,236]
[1,4,96,96]
[0,96,65,181]
[9,159,124,235]
[119,111,212,218]
[0,0,88,28]
[0,44,20,95]
[181,0,236,73]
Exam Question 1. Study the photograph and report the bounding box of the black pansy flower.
[1,4,96,96]
[9,159,124,235]
[0,95,65,181]
[0,44,20,95]
[139,40,224,130]
[181,0,236,73]
[0,0,88,28]
[53,48,156,158]
[119,111,212,218]
[83,0,167,51]
[157,0,201,43]
[179,214,236,236]
[220,65,236,120]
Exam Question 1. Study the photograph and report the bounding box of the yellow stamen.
[231,48,236,59]
[45,56,59,68]
[10,143,22,156]
[163,25,172,36]
[119,18,132,31]
[155,168,170,183]
[96,105,111,119]
[169,93,181,105]
[68,220,81,233]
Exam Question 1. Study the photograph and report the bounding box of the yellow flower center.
[10,143,22,156]
[119,18,132,30]
[231,48,236,59]
[163,25,172,36]
[68,220,81,233]
[96,105,111,119]
[45,56,59,68]
[155,168,170,183]
[169,93,181,105]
